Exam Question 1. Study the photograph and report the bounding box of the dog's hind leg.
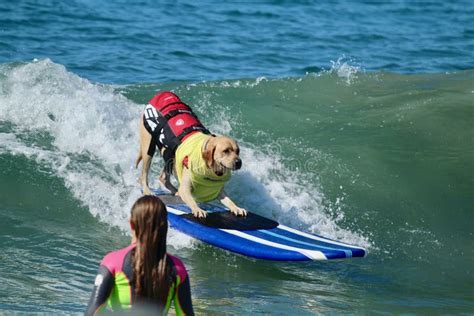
[139,154,153,195]
[138,115,154,196]
[159,167,178,195]
[135,151,142,169]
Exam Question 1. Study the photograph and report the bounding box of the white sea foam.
[0,59,371,250]
[221,143,370,249]
[329,55,361,84]
[202,76,268,89]
[0,59,193,248]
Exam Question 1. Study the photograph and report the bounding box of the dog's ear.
[202,137,216,168]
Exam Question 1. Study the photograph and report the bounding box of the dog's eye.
[224,149,231,154]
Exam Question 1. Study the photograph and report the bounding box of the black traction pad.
[157,194,279,230]
[180,211,279,230]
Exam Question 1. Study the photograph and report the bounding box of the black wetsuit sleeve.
[84,265,114,316]
[175,275,194,316]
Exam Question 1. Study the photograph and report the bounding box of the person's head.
[129,195,171,310]
[130,195,168,246]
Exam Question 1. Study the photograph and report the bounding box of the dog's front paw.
[192,208,208,218]
[143,187,153,196]
[230,207,248,217]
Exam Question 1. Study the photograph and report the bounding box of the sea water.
[1,1,473,314]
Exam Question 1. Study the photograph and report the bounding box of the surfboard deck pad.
[181,211,279,230]
[158,193,278,230]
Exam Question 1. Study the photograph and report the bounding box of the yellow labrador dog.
[136,91,247,218]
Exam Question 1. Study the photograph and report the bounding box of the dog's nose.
[234,159,242,170]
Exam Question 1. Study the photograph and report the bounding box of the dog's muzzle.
[234,158,242,170]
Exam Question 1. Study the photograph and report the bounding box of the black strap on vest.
[144,114,170,157]
[177,126,210,141]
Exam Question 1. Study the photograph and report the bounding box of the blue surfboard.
[153,189,366,261]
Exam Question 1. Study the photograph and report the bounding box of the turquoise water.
[1,1,474,314]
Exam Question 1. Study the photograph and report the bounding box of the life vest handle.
[164,109,195,120]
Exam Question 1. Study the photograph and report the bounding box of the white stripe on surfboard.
[167,207,186,215]
[260,228,352,257]
[168,207,327,260]
[221,229,327,260]
[278,224,366,251]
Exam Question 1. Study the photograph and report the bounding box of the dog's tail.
[135,151,142,168]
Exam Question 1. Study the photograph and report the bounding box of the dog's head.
[203,136,242,174]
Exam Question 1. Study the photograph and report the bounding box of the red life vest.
[144,91,209,158]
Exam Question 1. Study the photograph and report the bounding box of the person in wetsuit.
[85,195,194,315]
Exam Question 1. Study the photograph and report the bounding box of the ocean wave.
[0,59,372,250]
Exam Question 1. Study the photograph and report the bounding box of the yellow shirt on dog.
[175,132,231,202]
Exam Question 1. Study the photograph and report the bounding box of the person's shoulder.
[101,244,135,274]
[168,254,188,281]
